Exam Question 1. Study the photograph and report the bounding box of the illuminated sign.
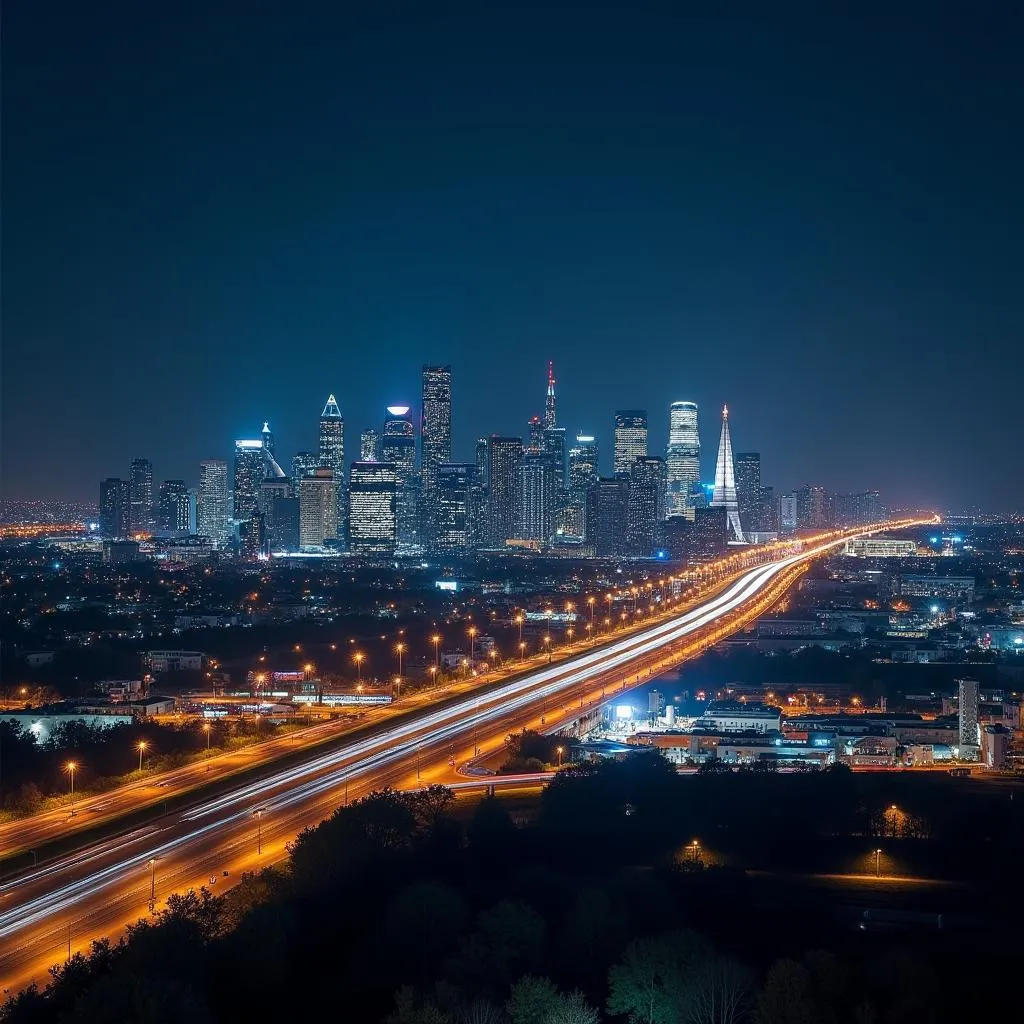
[292,693,393,706]
[435,580,459,592]
[271,671,305,683]
[386,405,410,416]
[615,705,633,720]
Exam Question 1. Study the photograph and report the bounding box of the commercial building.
[158,480,190,534]
[794,485,831,530]
[102,540,142,564]
[518,451,557,546]
[380,405,419,552]
[146,650,205,672]
[690,506,728,561]
[99,478,131,539]
[434,463,479,555]
[291,450,318,485]
[298,468,338,549]
[318,394,346,539]
[348,461,398,556]
[833,490,885,527]
[359,429,379,462]
[843,537,916,558]
[586,477,630,557]
[197,459,230,549]
[233,439,265,523]
[420,365,453,494]
[486,436,523,547]
[665,401,700,518]
[613,411,648,475]
[627,456,666,556]
[695,700,782,734]
[734,452,761,536]
[958,678,980,758]
[128,458,154,534]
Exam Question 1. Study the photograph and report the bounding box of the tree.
[755,959,817,1024]
[507,975,561,1024]
[467,795,517,855]
[687,956,752,1024]
[387,986,453,1024]
[607,930,712,1024]
[547,990,601,1024]
[449,901,547,994]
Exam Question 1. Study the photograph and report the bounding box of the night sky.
[3,3,1022,510]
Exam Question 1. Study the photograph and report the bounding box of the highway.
[0,524,923,994]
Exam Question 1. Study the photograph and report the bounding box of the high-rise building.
[586,477,630,557]
[691,507,728,561]
[239,514,266,560]
[759,486,778,533]
[627,457,666,557]
[434,463,478,555]
[734,452,761,536]
[381,405,420,552]
[527,415,545,452]
[420,365,452,492]
[128,458,154,535]
[564,434,599,542]
[958,678,980,757]
[833,491,885,527]
[265,493,300,552]
[486,436,523,547]
[665,401,700,519]
[518,452,557,546]
[198,460,230,548]
[613,411,648,475]
[710,406,744,543]
[779,492,798,535]
[291,451,318,486]
[348,461,398,556]
[319,394,346,539]
[158,480,190,534]
[794,485,831,530]
[475,437,490,488]
[542,427,568,489]
[544,360,557,429]
[259,477,290,515]
[99,478,131,539]
[299,468,338,549]
[359,429,379,463]
[261,421,275,457]
[233,440,265,523]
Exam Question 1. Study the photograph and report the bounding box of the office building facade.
[434,463,478,555]
[665,401,700,518]
[99,478,131,539]
[518,451,557,546]
[734,452,761,535]
[318,394,346,539]
[348,461,398,556]
[233,440,265,523]
[197,460,230,548]
[299,468,338,549]
[158,480,190,534]
[486,436,523,547]
[613,410,648,475]
[128,458,154,535]
[381,405,420,551]
[586,477,630,557]
[627,456,666,557]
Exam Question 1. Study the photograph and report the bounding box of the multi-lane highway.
[0,522,925,994]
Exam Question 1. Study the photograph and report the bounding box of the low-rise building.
[694,701,781,734]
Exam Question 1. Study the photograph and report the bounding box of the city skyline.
[4,5,1022,511]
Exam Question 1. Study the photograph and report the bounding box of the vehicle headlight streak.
[0,534,873,942]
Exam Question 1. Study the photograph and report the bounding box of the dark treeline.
[3,758,1020,1023]
[0,718,248,812]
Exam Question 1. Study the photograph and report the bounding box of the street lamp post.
[148,857,157,906]
[519,641,527,663]
[874,848,882,877]
[65,761,77,808]
[394,642,405,682]
[137,740,147,773]
[253,808,264,855]
[543,635,551,662]
[468,626,478,668]
[431,633,441,670]
[203,722,212,769]
[354,652,365,683]
[555,745,564,768]
[515,615,524,646]
[689,839,701,865]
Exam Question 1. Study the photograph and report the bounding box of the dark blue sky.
[3,2,1021,510]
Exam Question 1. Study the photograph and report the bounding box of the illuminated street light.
[555,745,564,768]
[431,633,442,669]
[515,615,524,645]
[148,857,158,906]
[874,848,882,877]
[65,761,78,807]
[137,740,147,773]
[353,651,365,682]
[202,722,212,770]
[394,641,406,681]
[543,634,551,663]
[688,839,701,864]
[468,626,478,666]
[253,807,264,855]
[519,641,527,663]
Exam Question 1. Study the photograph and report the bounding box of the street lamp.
[519,641,527,663]
[874,848,882,877]
[543,635,551,662]
[587,596,596,627]
[137,740,147,772]
[688,839,701,864]
[253,807,264,855]
[65,761,77,807]
[353,651,365,683]
[202,722,212,770]
[555,745,564,768]
[148,857,158,906]
[431,633,442,669]
[468,626,478,667]
[515,615,524,645]
[394,641,405,683]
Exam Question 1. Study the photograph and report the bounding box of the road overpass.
[0,519,928,993]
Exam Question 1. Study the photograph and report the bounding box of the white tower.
[711,405,745,543]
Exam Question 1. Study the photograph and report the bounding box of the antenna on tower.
[544,361,557,429]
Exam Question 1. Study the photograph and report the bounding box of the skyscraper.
[613,411,648,475]
[420,365,452,493]
[486,436,523,547]
[291,451,318,485]
[319,394,346,539]
[710,406,745,543]
[958,678,980,757]
[475,437,489,488]
[348,461,398,556]
[158,480,190,533]
[544,360,557,428]
[262,482,300,552]
[527,415,545,452]
[381,405,420,552]
[734,452,761,536]
[299,468,338,549]
[564,434,599,542]
[691,506,728,561]
[360,429,379,463]
[233,440,264,523]
[99,478,130,539]
[542,427,568,489]
[586,477,630,557]
[518,451,556,546]
[794,485,831,530]
[627,457,667,556]
[261,421,275,457]
[128,458,154,535]
[198,460,230,548]
[434,463,478,556]
[665,401,700,518]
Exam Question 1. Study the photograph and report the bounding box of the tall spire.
[321,394,342,419]
[711,404,745,542]
[544,360,557,429]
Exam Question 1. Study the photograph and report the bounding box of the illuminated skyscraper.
[158,480,190,533]
[99,478,130,538]
[291,451,318,485]
[129,458,154,535]
[299,468,337,548]
[475,437,489,488]
[518,451,556,546]
[382,405,420,551]
[318,394,346,539]
[627,456,667,556]
[563,434,599,541]
[710,406,745,543]
[434,463,478,555]
[665,401,700,518]
[586,477,630,557]
[233,439,264,523]
[198,459,230,548]
[958,678,980,757]
[734,452,761,535]
[360,428,379,462]
[486,436,523,547]
[613,411,648,475]
[420,365,452,494]
[348,461,398,556]
[544,360,557,428]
